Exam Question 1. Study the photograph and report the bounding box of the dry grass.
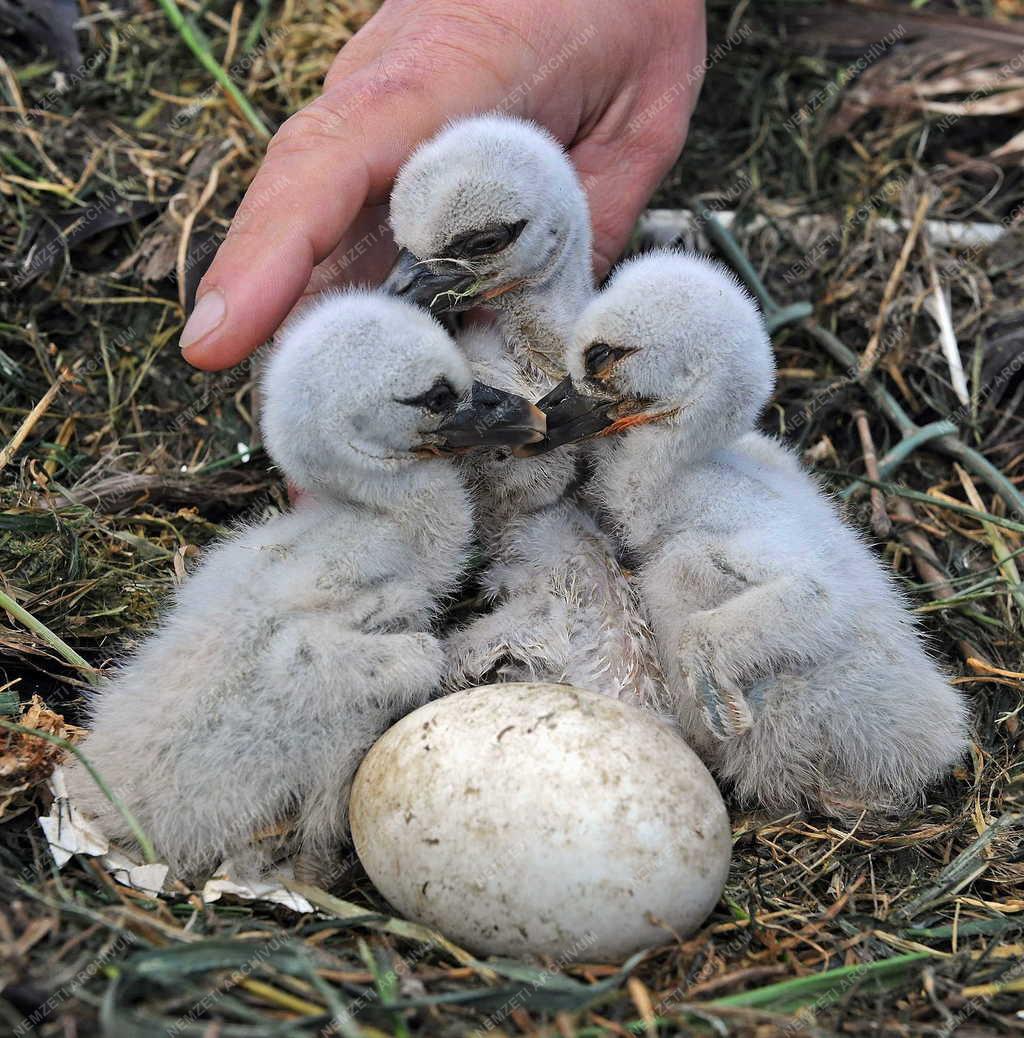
[1,1,1023,1035]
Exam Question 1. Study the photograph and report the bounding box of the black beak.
[516,376,619,457]
[429,381,547,453]
[383,248,479,314]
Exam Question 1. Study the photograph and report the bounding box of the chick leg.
[687,659,756,740]
[676,572,839,741]
[443,595,566,690]
[274,624,446,879]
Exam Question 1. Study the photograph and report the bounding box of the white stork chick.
[548,251,970,816]
[385,113,592,387]
[64,292,544,882]
[384,116,669,708]
[385,114,593,524]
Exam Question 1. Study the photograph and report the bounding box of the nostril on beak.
[477,393,546,443]
[430,382,546,453]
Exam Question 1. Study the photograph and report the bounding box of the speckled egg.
[349,683,731,960]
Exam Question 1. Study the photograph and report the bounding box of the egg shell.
[349,682,731,960]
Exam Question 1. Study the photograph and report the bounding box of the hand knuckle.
[267,104,347,158]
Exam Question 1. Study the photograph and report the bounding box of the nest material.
[0,1,1022,1035]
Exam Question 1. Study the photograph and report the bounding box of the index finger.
[179,69,471,371]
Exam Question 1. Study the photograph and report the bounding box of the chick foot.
[678,641,771,740]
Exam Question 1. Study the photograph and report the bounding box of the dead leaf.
[0,694,83,822]
[13,196,159,285]
[0,0,82,71]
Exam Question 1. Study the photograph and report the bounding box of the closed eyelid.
[395,379,454,407]
[585,344,637,378]
[445,219,527,258]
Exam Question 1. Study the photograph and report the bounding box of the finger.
[300,205,395,299]
[180,66,476,371]
[278,208,396,354]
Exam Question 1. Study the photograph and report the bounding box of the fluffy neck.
[460,448,575,555]
[587,425,722,550]
[497,226,592,386]
[589,364,766,521]
[310,461,473,559]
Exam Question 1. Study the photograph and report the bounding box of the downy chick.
[385,113,592,385]
[64,292,543,881]
[443,327,671,712]
[543,251,970,816]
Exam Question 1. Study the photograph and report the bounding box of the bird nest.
[0,1,1022,1035]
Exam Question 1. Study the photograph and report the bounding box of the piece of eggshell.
[349,682,731,961]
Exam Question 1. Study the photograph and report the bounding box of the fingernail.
[180,289,226,353]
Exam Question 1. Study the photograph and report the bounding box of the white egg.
[350,683,731,961]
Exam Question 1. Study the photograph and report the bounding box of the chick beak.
[427,381,546,454]
[478,279,525,302]
[596,405,681,437]
[515,376,618,456]
[383,248,479,314]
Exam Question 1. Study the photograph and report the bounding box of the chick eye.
[398,380,459,414]
[585,342,636,379]
[451,219,527,259]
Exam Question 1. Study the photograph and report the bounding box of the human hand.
[179,0,706,370]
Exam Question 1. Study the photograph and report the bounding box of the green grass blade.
[709,951,930,1011]
[0,586,98,683]
[155,0,270,138]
